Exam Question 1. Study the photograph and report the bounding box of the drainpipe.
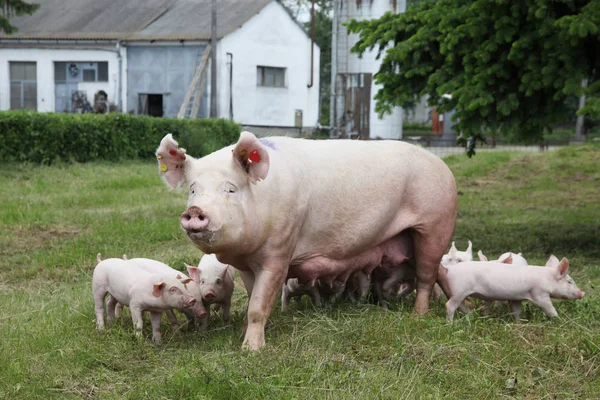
[116,40,123,112]
[307,0,315,88]
[227,52,233,120]
[330,0,339,137]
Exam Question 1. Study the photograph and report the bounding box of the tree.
[347,0,600,149]
[1,0,39,34]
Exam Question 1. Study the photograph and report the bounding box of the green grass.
[1,145,599,398]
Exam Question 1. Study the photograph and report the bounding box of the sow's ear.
[232,131,270,184]
[156,134,191,188]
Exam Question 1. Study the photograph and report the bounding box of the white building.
[331,0,432,139]
[0,0,320,133]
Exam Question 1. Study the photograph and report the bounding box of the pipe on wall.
[307,0,315,88]
[227,52,233,120]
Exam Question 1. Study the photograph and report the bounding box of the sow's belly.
[288,233,413,285]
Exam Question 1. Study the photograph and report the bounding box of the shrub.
[0,111,241,164]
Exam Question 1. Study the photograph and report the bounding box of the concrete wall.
[334,0,406,139]
[217,1,320,128]
[0,45,126,112]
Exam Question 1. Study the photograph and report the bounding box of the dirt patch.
[568,172,597,182]
[3,225,86,255]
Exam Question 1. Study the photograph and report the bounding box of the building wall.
[126,43,206,118]
[334,0,406,139]
[217,0,320,129]
[0,45,126,112]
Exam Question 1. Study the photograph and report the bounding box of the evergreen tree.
[0,0,40,34]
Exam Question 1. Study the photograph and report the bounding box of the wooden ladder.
[177,44,211,119]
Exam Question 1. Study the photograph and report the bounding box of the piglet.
[186,254,235,330]
[92,254,204,343]
[281,278,321,311]
[445,257,585,322]
[433,241,473,299]
[344,271,371,304]
[114,255,207,329]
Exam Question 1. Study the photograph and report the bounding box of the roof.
[0,0,282,41]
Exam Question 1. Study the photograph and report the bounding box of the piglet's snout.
[180,206,209,232]
[204,291,216,302]
[183,296,197,307]
[579,291,586,299]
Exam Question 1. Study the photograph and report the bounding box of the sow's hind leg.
[412,225,455,315]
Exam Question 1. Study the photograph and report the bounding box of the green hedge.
[0,111,241,164]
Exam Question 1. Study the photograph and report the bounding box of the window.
[83,69,96,82]
[10,62,37,110]
[257,66,286,88]
[54,62,108,83]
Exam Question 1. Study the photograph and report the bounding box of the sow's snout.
[180,206,209,233]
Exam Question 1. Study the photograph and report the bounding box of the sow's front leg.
[242,261,287,352]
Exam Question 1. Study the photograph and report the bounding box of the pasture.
[1,144,599,399]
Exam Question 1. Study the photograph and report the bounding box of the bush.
[0,111,241,164]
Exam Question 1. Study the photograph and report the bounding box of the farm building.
[331,0,432,139]
[0,0,320,133]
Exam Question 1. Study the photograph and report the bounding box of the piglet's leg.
[530,296,558,318]
[243,263,287,352]
[281,285,291,312]
[165,309,180,329]
[93,289,107,331]
[509,301,522,323]
[222,300,231,323]
[309,287,322,308]
[150,311,163,343]
[198,302,210,331]
[130,305,144,338]
[445,293,469,322]
[115,302,124,318]
[106,295,119,327]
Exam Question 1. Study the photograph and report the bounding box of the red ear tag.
[249,149,261,163]
[169,149,177,156]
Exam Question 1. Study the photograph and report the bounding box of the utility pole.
[210,0,217,118]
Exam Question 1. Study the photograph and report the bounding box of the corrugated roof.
[0,0,277,41]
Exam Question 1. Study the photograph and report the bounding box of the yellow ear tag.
[239,150,248,157]
[157,154,163,160]
[160,163,168,172]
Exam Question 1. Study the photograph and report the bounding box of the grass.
[1,145,599,399]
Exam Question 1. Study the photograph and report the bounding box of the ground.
[0,144,599,398]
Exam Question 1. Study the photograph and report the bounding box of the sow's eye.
[224,182,237,194]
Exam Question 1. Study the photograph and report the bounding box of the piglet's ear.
[501,254,513,264]
[185,263,201,282]
[232,131,270,184]
[556,257,569,278]
[477,250,488,262]
[545,254,560,268]
[181,278,193,285]
[156,134,190,188]
[152,282,166,297]
[466,241,473,258]
[448,242,457,257]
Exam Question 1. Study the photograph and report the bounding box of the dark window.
[10,62,37,110]
[83,69,96,82]
[257,66,286,88]
[98,62,108,82]
[54,62,66,81]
